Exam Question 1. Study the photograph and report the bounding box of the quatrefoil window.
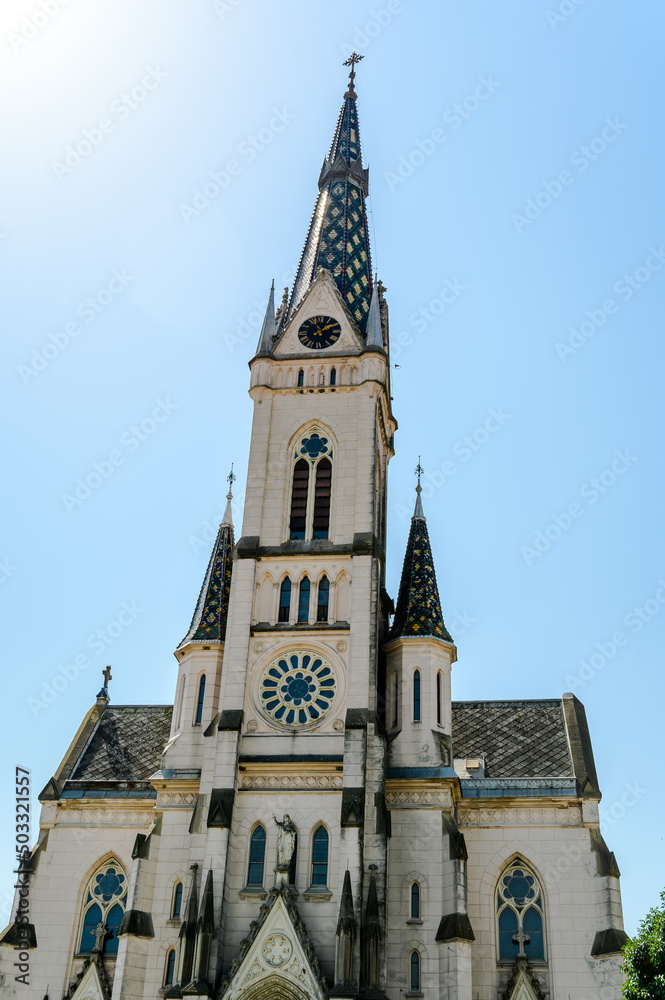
[299,433,329,459]
[259,652,337,728]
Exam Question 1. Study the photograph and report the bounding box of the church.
[0,59,629,1000]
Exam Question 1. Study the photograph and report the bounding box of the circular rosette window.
[259,651,337,728]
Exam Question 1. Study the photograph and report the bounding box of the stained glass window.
[496,859,546,963]
[410,882,420,920]
[436,672,442,726]
[297,369,304,387]
[164,949,176,987]
[247,826,266,886]
[194,674,206,725]
[311,826,329,886]
[330,367,336,386]
[77,861,127,956]
[172,881,183,918]
[410,951,420,990]
[278,578,292,622]
[317,576,329,622]
[298,577,310,622]
[413,669,421,722]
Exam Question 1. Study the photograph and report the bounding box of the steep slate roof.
[179,516,234,648]
[70,706,172,781]
[452,699,573,778]
[287,74,373,333]
[389,493,453,642]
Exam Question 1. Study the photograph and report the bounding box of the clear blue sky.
[1,0,663,938]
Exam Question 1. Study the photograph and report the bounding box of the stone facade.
[0,69,627,1000]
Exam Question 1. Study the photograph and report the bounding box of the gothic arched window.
[289,431,333,541]
[330,367,336,386]
[164,948,176,987]
[298,577,310,622]
[413,669,421,722]
[410,882,420,920]
[194,674,206,725]
[171,881,183,918]
[289,459,310,539]
[311,825,329,887]
[297,369,304,387]
[77,860,127,956]
[247,826,266,887]
[312,457,332,538]
[496,859,546,963]
[278,578,292,622]
[410,950,420,991]
[317,576,329,622]
[436,672,442,726]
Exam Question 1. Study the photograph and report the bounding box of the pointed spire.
[255,280,276,355]
[288,59,373,333]
[361,866,381,989]
[335,869,357,988]
[365,278,383,349]
[389,460,453,642]
[188,869,215,991]
[178,472,235,649]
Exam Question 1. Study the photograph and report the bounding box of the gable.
[221,891,327,1000]
[275,270,365,358]
[64,958,110,1000]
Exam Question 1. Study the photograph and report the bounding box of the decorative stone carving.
[240,772,343,791]
[262,933,292,967]
[458,805,582,827]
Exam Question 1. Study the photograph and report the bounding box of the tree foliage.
[622,889,665,998]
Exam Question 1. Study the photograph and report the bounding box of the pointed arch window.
[247,826,266,887]
[289,459,310,539]
[194,674,206,725]
[311,825,329,887]
[436,672,442,727]
[171,881,183,918]
[496,859,546,963]
[317,576,329,622]
[297,369,304,387]
[330,367,336,386]
[278,578,292,622]
[410,882,421,920]
[410,950,421,991]
[164,948,176,987]
[312,457,332,539]
[298,577,310,622]
[77,860,127,956]
[413,669,421,722]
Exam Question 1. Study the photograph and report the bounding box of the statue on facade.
[273,814,296,868]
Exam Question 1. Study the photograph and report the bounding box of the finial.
[221,465,235,527]
[343,52,364,97]
[96,665,112,703]
[413,458,425,518]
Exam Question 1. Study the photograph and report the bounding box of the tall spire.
[389,460,453,642]
[287,56,373,333]
[365,276,383,349]
[255,280,275,355]
[178,469,235,649]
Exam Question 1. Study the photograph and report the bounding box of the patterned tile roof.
[179,520,234,647]
[70,706,172,782]
[389,502,452,642]
[288,86,373,334]
[452,699,573,778]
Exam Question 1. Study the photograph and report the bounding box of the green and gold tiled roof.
[389,496,452,643]
[288,85,373,334]
[179,520,234,648]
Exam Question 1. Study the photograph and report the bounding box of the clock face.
[298,314,341,350]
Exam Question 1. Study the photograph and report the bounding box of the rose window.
[259,652,337,727]
[92,867,126,904]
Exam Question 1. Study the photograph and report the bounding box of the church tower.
[0,57,629,1000]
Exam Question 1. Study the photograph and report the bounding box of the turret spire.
[389,460,452,642]
[287,59,373,333]
[255,280,276,355]
[178,469,235,649]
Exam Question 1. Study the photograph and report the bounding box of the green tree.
[622,889,665,998]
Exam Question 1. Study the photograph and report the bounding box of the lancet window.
[496,859,546,963]
[77,860,127,956]
[288,431,333,540]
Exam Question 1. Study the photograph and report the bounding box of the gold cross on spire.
[343,52,364,95]
[414,456,424,492]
